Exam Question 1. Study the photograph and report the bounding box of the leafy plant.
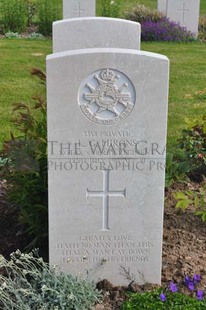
[198,14,206,42]
[0,249,100,309]
[1,0,27,33]
[124,4,164,24]
[122,289,205,309]
[1,68,48,248]
[122,274,205,309]
[25,0,38,27]
[178,116,206,182]
[174,186,206,222]
[165,152,190,187]
[27,32,44,39]
[99,0,122,18]
[5,31,20,38]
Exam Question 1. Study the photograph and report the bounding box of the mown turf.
[0,39,51,146]
[141,42,206,152]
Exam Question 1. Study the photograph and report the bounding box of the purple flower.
[184,275,190,285]
[141,17,195,42]
[169,282,178,293]
[188,282,195,291]
[197,290,204,300]
[160,292,167,302]
[193,274,201,283]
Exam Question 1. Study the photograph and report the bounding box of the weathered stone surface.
[53,17,141,53]
[47,48,169,285]
[63,0,95,19]
[158,0,200,37]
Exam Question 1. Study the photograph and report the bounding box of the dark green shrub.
[1,69,47,248]
[1,0,27,33]
[38,0,61,36]
[26,0,38,27]
[178,116,206,177]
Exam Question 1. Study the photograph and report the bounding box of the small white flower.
[41,284,48,291]
[1,282,7,289]
[67,293,75,300]
[0,254,5,262]
[37,257,43,263]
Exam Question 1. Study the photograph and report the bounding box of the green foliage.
[0,0,60,34]
[26,0,38,27]
[165,153,190,187]
[178,116,206,174]
[1,69,48,248]
[174,186,206,222]
[38,0,61,36]
[121,288,206,309]
[27,32,45,39]
[1,0,27,33]
[198,15,206,41]
[5,31,20,38]
[0,249,100,309]
[99,0,122,18]
[124,4,164,23]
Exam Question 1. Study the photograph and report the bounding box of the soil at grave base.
[0,179,206,309]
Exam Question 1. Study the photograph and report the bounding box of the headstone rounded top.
[54,16,140,27]
[53,17,141,53]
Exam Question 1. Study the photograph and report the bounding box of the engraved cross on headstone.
[86,170,126,231]
[73,1,85,17]
[178,2,189,22]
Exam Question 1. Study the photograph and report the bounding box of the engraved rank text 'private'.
[86,170,126,230]
[78,68,136,125]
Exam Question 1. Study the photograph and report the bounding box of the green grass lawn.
[141,42,206,152]
[0,39,51,146]
[0,39,206,153]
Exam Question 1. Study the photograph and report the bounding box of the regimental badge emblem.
[78,68,136,125]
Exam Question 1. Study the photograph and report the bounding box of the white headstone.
[158,0,200,37]
[63,0,95,19]
[53,17,141,53]
[47,47,169,285]
[158,0,167,14]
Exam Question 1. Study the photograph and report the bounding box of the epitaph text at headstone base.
[63,0,96,19]
[53,18,141,53]
[47,48,169,285]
